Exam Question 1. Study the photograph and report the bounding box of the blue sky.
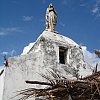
[0,0,100,66]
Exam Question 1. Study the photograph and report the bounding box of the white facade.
[3,31,92,100]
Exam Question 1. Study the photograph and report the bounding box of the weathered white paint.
[3,31,92,100]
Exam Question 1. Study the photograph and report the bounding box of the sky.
[0,0,100,66]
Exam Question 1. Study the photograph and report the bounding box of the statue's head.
[49,3,53,8]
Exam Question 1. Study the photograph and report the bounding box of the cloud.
[0,50,16,57]
[10,50,16,56]
[0,52,8,55]
[0,32,7,36]
[0,27,22,36]
[78,0,100,18]
[82,46,100,70]
[22,16,33,21]
[92,7,99,14]
[92,1,100,17]
[0,27,22,32]
[21,43,35,55]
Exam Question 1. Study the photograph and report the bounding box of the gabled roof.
[41,31,78,46]
[27,31,79,54]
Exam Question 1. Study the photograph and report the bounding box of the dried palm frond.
[15,69,100,100]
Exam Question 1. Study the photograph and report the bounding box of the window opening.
[59,47,67,64]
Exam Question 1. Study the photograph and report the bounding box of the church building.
[3,4,92,100]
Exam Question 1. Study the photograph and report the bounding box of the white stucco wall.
[3,31,92,100]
